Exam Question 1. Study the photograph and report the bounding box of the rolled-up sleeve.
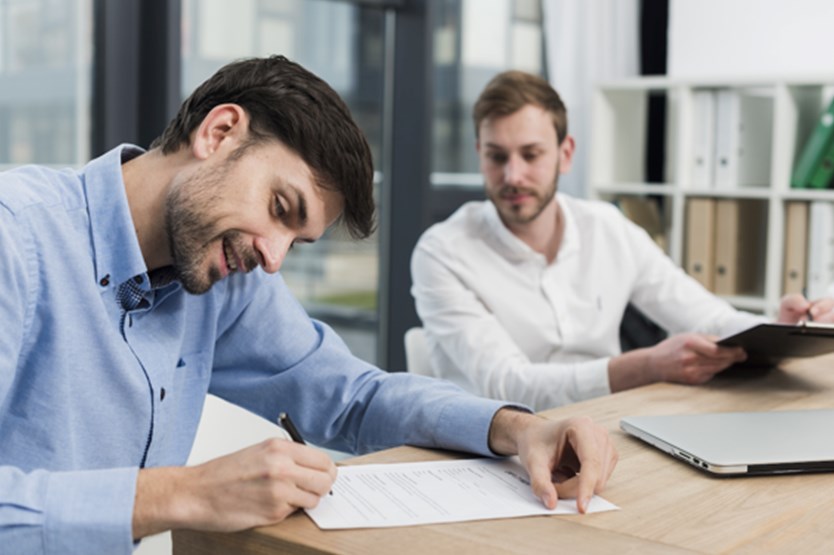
[208,272,522,458]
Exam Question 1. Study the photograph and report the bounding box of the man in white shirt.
[411,70,834,411]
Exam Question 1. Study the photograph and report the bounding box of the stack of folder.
[783,201,809,296]
[689,89,774,190]
[792,97,834,190]
[784,200,834,299]
[684,198,767,296]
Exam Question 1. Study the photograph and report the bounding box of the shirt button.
[160,388,166,401]
[134,275,144,284]
[99,274,110,286]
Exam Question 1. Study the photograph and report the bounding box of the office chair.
[404,327,433,377]
[619,303,667,352]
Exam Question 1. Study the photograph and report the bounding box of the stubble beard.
[165,165,229,295]
[490,172,559,226]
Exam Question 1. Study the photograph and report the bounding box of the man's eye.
[275,197,287,217]
[488,153,507,164]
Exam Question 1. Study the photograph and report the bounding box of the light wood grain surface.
[173,356,834,554]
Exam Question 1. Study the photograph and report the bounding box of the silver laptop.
[620,409,834,476]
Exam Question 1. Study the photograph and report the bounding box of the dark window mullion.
[91,0,180,156]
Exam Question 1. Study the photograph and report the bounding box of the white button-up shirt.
[411,194,764,410]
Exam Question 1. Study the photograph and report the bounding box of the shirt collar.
[83,144,150,289]
[555,193,580,262]
[480,192,579,264]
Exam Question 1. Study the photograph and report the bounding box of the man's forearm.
[133,467,192,540]
[607,348,656,393]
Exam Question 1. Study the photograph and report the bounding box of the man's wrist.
[608,348,654,392]
[487,407,535,456]
[133,466,194,540]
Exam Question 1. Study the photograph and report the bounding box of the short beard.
[165,164,228,295]
[490,172,559,226]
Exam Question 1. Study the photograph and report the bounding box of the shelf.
[591,88,680,185]
[592,183,676,196]
[682,188,772,200]
[781,189,834,202]
[591,77,834,324]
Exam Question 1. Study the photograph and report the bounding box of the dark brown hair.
[472,70,568,144]
[151,55,375,239]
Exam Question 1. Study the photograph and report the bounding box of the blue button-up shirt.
[0,145,510,554]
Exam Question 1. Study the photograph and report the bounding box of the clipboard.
[717,322,834,367]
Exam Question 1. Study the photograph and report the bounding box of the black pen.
[278,412,334,496]
[278,412,307,445]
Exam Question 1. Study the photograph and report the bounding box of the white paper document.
[305,458,618,529]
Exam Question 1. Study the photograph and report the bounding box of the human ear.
[558,135,575,174]
[190,104,248,160]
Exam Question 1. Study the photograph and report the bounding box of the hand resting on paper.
[487,409,617,514]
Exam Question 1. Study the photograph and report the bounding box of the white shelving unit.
[589,76,834,316]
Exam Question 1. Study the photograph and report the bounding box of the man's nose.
[254,234,293,274]
[504,154,524,185]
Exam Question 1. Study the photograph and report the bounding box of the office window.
[0,0,92,167]
[431,0,544,182]
[181,0,385,363]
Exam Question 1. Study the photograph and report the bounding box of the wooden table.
[173,357,834,554]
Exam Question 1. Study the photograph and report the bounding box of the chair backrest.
[404,327,433,377]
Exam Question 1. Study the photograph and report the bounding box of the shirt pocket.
[154,350,213,464]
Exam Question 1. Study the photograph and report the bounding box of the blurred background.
[2,1,834,552]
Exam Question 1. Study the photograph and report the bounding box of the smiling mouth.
[223,238,239,273]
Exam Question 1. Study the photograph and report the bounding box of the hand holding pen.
[278,412,334,495]
[278,412,307,445]
[147,413,336,534]
[777,293,834,325]
[806,297,834,323]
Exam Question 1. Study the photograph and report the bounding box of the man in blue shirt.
[0,56,617,554]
